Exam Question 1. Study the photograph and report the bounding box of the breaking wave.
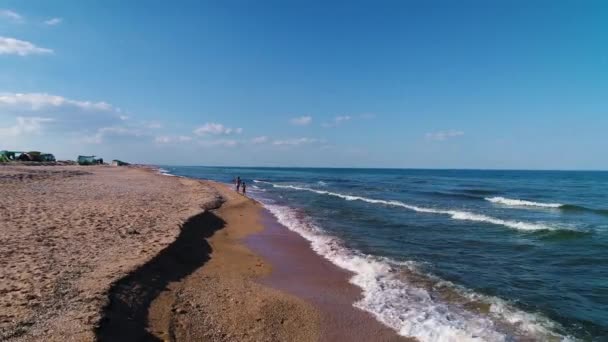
[263,203,571,341]
[486,197,608,217]
[157,168,177,177]
[255,181,571,232]
[485,197,562,208]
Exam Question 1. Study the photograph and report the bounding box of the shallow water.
[164,167,608,341]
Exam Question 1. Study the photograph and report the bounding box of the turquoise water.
[163,167,607,341]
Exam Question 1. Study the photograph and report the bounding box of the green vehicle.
[77,155,103,165]
[0,151,9,163]
[0,150,23,161]
[0,150,55,162]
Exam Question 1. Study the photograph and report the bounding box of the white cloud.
[0,92,170,149]
[155,136,172,144]
[0,37,53,56]
[0,93,112,111]
[322,115,352,128]
[251,136,269,144]
[0,10,22,22]
[0,116,54,137]
[272,137,319,146]
[194,122,242,136]
[145,121,162,129]
[199,139,239,148]
[84,126,145,144]
[290,116,312,126]
[425,130,464,141]
[0,92,137,145]
[44,17,62,26]
[155,135,192,144]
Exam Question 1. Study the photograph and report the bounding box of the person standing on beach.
[236,176,241,192]
[242,182,247,195]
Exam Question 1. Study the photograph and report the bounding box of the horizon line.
[154,164,608,172]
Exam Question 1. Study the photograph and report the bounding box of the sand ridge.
[98,181,321,341]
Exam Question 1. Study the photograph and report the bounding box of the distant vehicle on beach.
[0,150,56,162]
[77,155,104,165]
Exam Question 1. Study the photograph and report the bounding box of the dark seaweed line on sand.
[95,198,225,342]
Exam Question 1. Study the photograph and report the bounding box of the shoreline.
[247,208,411,341]
[150,167,409,340]
[1,164,406,341]
[123,177,408,341]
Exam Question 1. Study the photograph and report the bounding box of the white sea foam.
[485,197,562,208]
[263,203,569,342]
[257,181,562,232]
[157,168,176,177]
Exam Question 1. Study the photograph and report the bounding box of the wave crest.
[485,197,562,208]
[257,181,570,232]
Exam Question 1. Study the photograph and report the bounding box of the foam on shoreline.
[261,202,571,342]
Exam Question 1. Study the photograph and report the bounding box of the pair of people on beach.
[235,176,246,195]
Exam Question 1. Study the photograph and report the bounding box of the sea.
[160,166,607,341]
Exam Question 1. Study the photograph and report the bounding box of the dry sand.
[1,164,407,341]
[0,165,221,341]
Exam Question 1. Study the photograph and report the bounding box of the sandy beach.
[0,164,407,341]
[0,165,222,340]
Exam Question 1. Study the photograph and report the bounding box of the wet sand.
[100,182,321,341]
[248,210,412,342]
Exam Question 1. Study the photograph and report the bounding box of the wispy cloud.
[290,115,312,126]
[0,37,53,56]
[44,17,62,26]
[144,121,162,129]
[0,117,54,137]
[84,126,147,144]
[0,92,156,145]
[0,91,174,149]
[322,115,352,128]
[425,130,464,141]
[155,136,172,144]
[155,135,192,144]
[0,92,112,111]
[199,139,239,148]
[0,9,22,22]
[272,137,320,146]
[251,136,269,144]
[194,122,243,136]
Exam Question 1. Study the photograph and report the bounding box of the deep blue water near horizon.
[162,166,607,341]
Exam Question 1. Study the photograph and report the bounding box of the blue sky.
[0,1,606,169]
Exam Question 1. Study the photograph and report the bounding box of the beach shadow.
[95,210,225,342]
